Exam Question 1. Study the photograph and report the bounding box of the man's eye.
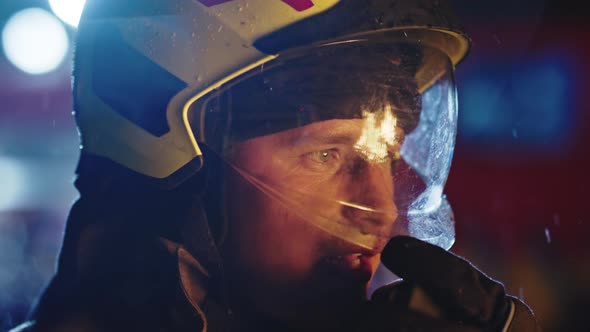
[305,149,340,166]
[317,150,331,163]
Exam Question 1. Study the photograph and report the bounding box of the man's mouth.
[321,253,377,283]
[323,254,363,269]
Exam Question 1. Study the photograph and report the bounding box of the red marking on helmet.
[281,0,315,11]
[197,0,233,6]
[198,0,315,12]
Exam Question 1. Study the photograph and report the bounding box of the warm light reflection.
[353,103,397,163]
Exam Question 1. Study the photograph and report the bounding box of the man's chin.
[302,264,372,311]
[285,286,367,332]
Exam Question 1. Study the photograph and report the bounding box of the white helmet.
[74,0,470,250]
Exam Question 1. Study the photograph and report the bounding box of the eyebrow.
[292,127,360,146]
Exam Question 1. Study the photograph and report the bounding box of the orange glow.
[353,103,397,163]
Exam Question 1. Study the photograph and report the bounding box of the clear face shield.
[187,38,458,252]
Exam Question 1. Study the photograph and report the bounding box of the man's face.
[221,118,399,324]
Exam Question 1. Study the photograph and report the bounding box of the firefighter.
[11,0,539,331]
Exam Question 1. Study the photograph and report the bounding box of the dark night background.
[0,0,588,330]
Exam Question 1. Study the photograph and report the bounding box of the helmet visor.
[186,38,457,251]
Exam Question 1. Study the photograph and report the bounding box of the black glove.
[361,236,540,332]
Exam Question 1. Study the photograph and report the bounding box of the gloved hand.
[361,236,540,332]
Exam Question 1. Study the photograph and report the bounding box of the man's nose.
[340,159,398,228]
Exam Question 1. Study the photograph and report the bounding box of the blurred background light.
[1,8,69,75]
[0,157,28,211]
[0,218,27,296]
[458,54,573,150]
[48,0,86,28]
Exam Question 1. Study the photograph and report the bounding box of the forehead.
[235,114,402,153]
[242,118,367,149]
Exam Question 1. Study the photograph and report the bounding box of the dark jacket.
[9,154,540,332]
[9,154,234,332]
